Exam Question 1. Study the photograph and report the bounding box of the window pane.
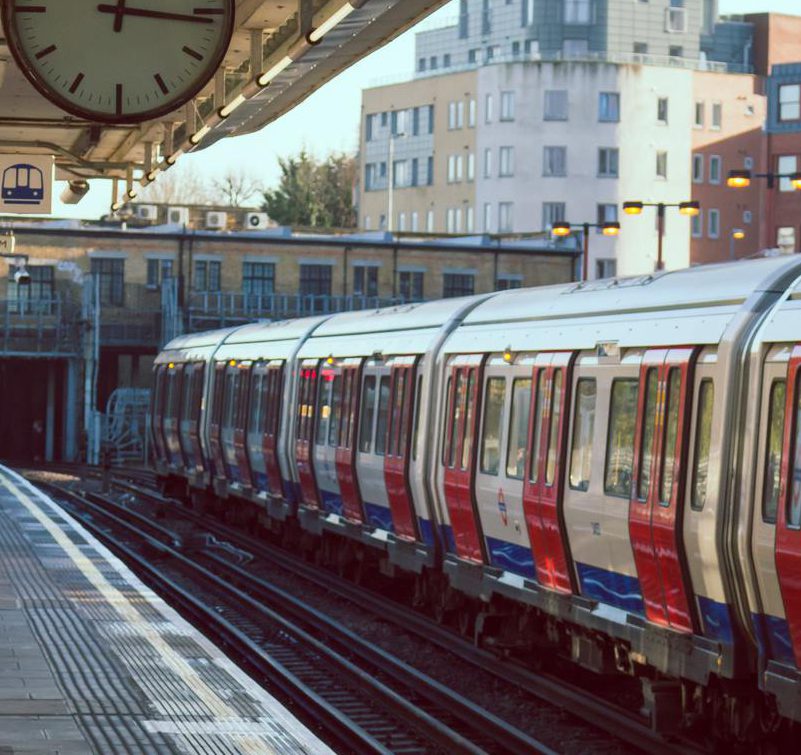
[638,369,659,500]
[660,369,682,504]
[316,374,332,446]
[447,374,462,467]
[546,371,563,485]
[375,376,391,456]
[764,380,786,524]
[569,378,596,491]
[461,371,476,470]
[529,371,546,483]
[691,380,714,511]
[604,379,638,497]
[412,375,423,462]
[328,375,342,447]
[358,377,376,453]
[480,378,506,475]
[789,373,801,528]
[506,378,531,479]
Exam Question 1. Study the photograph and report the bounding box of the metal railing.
[0,296,80,356]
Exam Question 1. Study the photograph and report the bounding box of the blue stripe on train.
[752,612,795,666]
[418,518,435,547]
[576,562,645,616]
[364,502,394,532]
[319,489,344,516]
[697,595,734,645]
[486,536,536,579]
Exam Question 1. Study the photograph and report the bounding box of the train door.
[151,365,167,463]
[355,361,393,531]
[335,359,365,523]
[163,364,184,468]
[209,362,227,480]
[629,348,697,633]
[384,357,419,540]
[179,363,205,472]
[232,362,253,490]
[775,345,801,666]
[220,362,243,482]
[247,361,285,496]
[522,353,576,593]
[314,361,343,515]
[442,355,486,564]
[295,360,321,508]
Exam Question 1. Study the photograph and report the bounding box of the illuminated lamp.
[791,173,801,191]
[732,229,746,240]
[229,360,237,367]
[551,221,572,237]
[257,56,293,87]
[307,2,357,44]
[503,347,514,363]
[727,169,752,189]
[678,201,700,217]
[602,222,621,237]
[622,202,644,216]
[326,356,335,365]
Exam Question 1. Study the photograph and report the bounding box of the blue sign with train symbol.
[2,164,45,205]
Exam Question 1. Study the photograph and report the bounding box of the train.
[152,255,801,744]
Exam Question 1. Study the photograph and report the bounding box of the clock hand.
[97,4,214,25]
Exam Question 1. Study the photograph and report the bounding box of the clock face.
[2,0,235,124]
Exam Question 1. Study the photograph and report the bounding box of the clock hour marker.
[35,44,56,60]
[154,74,169,95]
[182,46,203,61]
[69,73,84,94]
[13,5,48,12]
[194,7,224,14]
[115,83,123,115]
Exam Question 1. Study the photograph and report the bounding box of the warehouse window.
[604,379,638,498]
[443,273,475,298]
[91,257,125,307]
[146,258,173,289]
[243,262,275,296]
[480,378,506,475]
[194,260,221,292]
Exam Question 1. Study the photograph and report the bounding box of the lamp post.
[622,200,700,272]
[727,169,801,191]
[729,228,745,261]
[551,220,621,282]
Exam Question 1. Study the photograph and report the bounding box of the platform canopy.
[0,0,445,208]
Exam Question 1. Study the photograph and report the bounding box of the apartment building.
[360,2,801,277]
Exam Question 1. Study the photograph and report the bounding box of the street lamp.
[621,200,700,272]
[551,220,620,282]
[727,169,801,190]
[730,228,745,260]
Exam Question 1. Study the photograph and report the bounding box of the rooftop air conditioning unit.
[245,212,270,230]
[206,211,228,230]
[136,204,158,221]
[168,206,190,225]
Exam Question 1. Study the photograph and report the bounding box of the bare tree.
[139,164,211,205]
[210,168,263,207]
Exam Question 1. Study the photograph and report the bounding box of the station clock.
[2,0,235,124]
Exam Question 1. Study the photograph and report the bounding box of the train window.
[480,378,506,476]
[358,376,377,453]
[375,376,392,456]
[212,366,225,427]
[338,371,353,448]
[569,378,596,492]
[660,369,682,505]
[250,373,264,432]
[396,372,411,456]
[447,373,464,468]
[388,371,406,457]
[237,368,252,432]
[328,375,343,447]
[529,372,546,483]
[181,366,194,423]
[637,369,658,500]
[461,371,477,471]
[316,374,332,446]
[545,371,563,486]
[762,380,786,524]
[506,379,531,480]
[412,375,423,462]
[223,370,239,429]
[788,372,801,529]
[604,379,638,498]
[691,379,714,511]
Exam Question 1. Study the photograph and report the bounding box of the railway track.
[38,477,558,755]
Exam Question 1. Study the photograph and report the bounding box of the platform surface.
[0,466,332,754]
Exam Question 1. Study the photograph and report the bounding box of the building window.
[543,146,567,177]
[443,273,475,298]
[466,206,475,233]
[446,208,463,233]
[512,41,521,58]
[412,107,420,136]
[299,264,332,298]
[8,265,54,313]
[365,114,375,141]
[485,94,494,123]
[484,148,493,178]
[778,155,798,192]
[468,48,479,64]
[711,102,722,129]
[194,260,221,292]
[447,155,464,183]
[656,151,668,179]
[657,97,669,124]
[633,42,648,54]
[459,0,469,38]
[708,209,720,239]
[428,104,435,134]
[692,154,704,183]
[542,202,566,229]
[243,261,275,297]
[467,152,475,182]
[429,55,438,70]
[596,203,618,232]
[499,202,514,233]
[448,101,464,130]
[778,226,797,251]
[779,84,801,122]
[482,0,491,34]
[669,45,683,58]
[427,156,434,185]
[709,155,722,184]
[694,101,705,128]
[596,259,617,278]
[418,57,426,72]
[146,258,173,289]
[426,210,435,232]
[484,203,492,233]
[411,212,419,232]
[380,112,388,128]
[468,99,477,128]
[691,210,703,238]
[598,92,620,122]
[496,276,522,290]
[399,271,424,301]
[500,146,515,177]
[564,0,591,23]
[393,159,408,188]
[353,265,378,297]
[743,209,753,225]
[598,147,619,177]
[544,90,568,121]
[443,53,452,68]
[411,158,419,187]
[91,258,124,307]
[500,91,515,121]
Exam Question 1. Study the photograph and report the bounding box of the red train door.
[209,362,227,479]
[442,357,486,564]
[522,353,576,593]
[335,360,365,523]
[262,363,285,496]
[295,360,321,508]
[629,348,697,632]
[233,362,253,489]
[384,358,419,541]
[776,345,801,665]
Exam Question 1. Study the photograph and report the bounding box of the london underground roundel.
[3,0,235,124]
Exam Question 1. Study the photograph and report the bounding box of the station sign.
[0,154,54,215]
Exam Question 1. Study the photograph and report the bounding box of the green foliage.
[262,150,356,229]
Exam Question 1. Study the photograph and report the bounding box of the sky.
[54,0,798,220]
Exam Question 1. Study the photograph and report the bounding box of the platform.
[0,465,332,755]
